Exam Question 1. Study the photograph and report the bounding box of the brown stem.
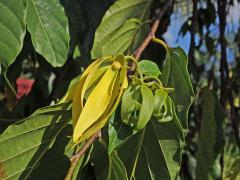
[65,131,101,180]
[133,0,173,60]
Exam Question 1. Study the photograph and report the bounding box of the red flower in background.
[16,78,35,99]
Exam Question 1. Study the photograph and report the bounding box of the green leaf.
[91,0,152,59]
[0,102,71,180]
[92,141,128,180]
[136,85,154,130]
[108,109,136,154]
[117,114,182,180]
[29,124,72,179]
[196,88,225,180]
[138,60,161,77]
[101,18,141,56]
[26,0,70,67]
[161,47,195,133]
[0,0,27,70]
[30,129,92,180]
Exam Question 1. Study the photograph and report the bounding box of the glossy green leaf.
[161,47,195,134]
[0,102,71,180]
[26,0,70,67]
[27,124,93,180]
[108,109,136,154]
[91,0,152,59]
[29,124,72,179]
[101,18,141,56]
[0,0,27,70]
[117,113,182,180]
[196,89,224,180]
[92,141,128,180]
[138,60,161,77]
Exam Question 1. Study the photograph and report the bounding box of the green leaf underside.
[161,47,194,132]
[0,0,27,70]
[138,60,161,77]
[91,0,152,59]
[102,19,141,56]
[26,0,70,67]
[0,102,71,180]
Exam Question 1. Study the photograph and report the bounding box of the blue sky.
[163,1,240,61]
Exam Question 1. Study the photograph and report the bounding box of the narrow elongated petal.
[153,89,168,117]
[81,58,113,106]
[73,66,118,142]
[72,59,103,127]
[83,66,108,99]
[102,68,127,118]
[77,68,128,142]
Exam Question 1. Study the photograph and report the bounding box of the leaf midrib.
[129,129,145,180]
[0,119,68,144]
[151,121,171,177]
[29,0,56,62]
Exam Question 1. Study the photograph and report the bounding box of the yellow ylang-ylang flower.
[61,55,128,143]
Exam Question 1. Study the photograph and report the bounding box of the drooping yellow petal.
[72,59,103,127]
[80,58,113,107]
[73,66,118,142]
[77,68,128,142]
[104,68,128,116]
[83,66,108,99]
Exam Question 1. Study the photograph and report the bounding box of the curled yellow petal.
[72,59,104,127]
[73,66,118,142]
[68,56,129,144]
[77,68,128,142]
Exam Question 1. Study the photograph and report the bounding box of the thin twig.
[133,0,173,60]
[65,131,101,180]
